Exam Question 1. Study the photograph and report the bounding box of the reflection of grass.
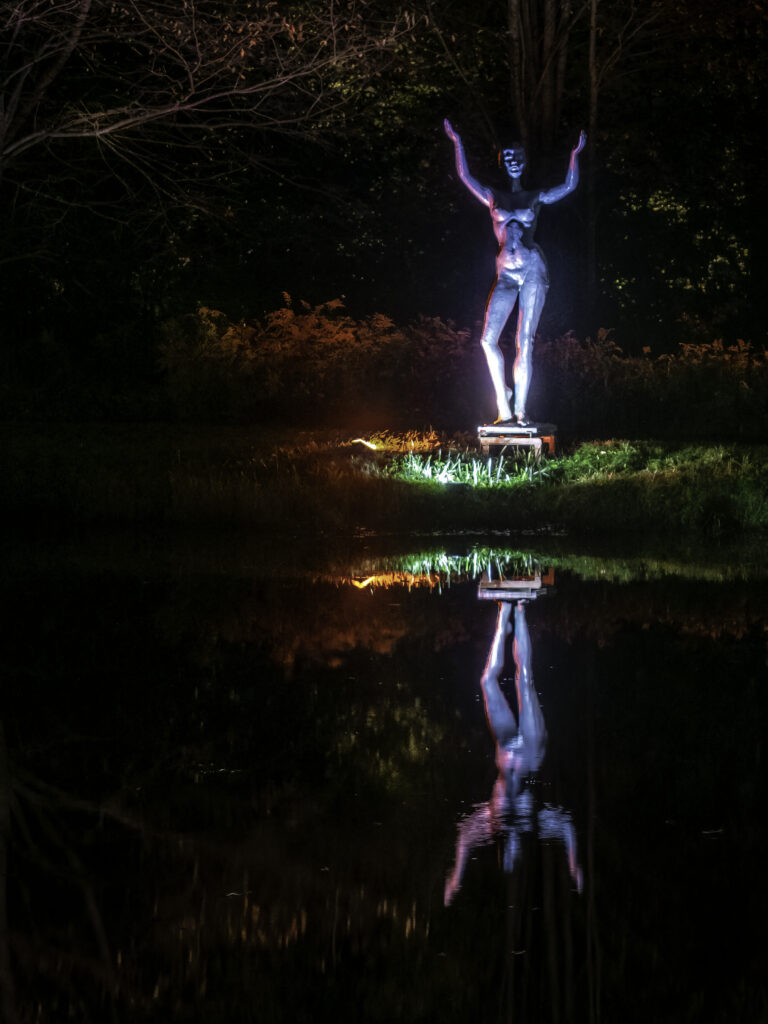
[3,424,768,537]
[359,548,540,582]
[360,544,768,586]
[337,549,541,592]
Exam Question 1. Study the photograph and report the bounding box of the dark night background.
[0,0,764,422]
[3,6,768,1019]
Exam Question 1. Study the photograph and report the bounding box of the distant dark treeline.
[3,301,766,441]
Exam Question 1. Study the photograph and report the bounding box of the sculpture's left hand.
[572,130,587,155]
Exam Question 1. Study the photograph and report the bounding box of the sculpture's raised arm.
[444,118,491,207]
[538,805,584,893]
[539,130,586,206]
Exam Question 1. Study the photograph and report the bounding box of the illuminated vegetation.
[383,449,544,487]
[4,424,768,537]
[344,545,768,589]
[7,299,768,440]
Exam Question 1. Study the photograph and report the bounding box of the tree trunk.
[586,0,600,315]
[507,0,576,163]
[507,0,528,148]
[554,0,572,144]
[541,0,557,153]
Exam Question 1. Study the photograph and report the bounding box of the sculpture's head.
[499,143,526,180]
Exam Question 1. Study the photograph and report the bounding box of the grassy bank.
[3,423,768,537]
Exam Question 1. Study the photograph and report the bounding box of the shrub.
[158,301,768,437]
[159,297,475,426]
[535,334,768,440]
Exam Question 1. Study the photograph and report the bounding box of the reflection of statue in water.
[444,120,586,425]
[445,600,582,905]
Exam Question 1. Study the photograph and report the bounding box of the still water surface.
[2,533,767,1022]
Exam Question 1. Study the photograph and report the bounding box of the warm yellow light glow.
[345,572,446,591]
[351,576,377,588]
[351,438,377,450]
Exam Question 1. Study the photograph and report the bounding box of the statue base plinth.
[478,567,555,601]
[477,422,557,457]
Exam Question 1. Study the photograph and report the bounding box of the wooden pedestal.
[477,568,555,601]
[477,422,557,458]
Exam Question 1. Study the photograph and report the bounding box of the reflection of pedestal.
[478,567,555,601]
[477,422,557,457]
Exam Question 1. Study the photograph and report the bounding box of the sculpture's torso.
[496,234,548,289]
[489,188,548,287]
[489,188,542,246]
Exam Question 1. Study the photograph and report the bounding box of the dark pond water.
[2,533,767,1023]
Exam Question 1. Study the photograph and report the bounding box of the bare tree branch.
[0,0,407,194]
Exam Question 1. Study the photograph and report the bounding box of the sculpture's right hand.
[444,118,459,143]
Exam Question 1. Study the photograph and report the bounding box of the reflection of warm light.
[351,576,376,588]
[343,571,452,591]
[325,551,551,593]
[351,437,377,450]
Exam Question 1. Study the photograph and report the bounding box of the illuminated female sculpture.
[444,120,586,425]
[444,599,582,905]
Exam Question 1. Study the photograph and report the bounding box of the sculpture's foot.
[515,414,532,427]
[492,387,514,425]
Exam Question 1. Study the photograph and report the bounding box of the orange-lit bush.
[535,333,768,439]
[158,302,768,437]
[159,297,475,426]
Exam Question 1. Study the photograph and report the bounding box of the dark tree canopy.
[0,0,764,417]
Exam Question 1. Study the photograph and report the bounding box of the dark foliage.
[4,299,767,441]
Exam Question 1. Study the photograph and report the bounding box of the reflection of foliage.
[331,692,443,799]
[361,542,768,589]
[3,558,478,1020]
[5,533,768,1019]
[342,548,544,590]
[177,577,474,670]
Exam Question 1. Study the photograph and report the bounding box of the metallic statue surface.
[444,599,582,905]
[444,120,586,425]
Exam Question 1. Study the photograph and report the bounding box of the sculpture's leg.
[480,602,518,757]
[513,601,546,774]
[512,279,548,423]
[480,280,518,423]
[445,600,514,906]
